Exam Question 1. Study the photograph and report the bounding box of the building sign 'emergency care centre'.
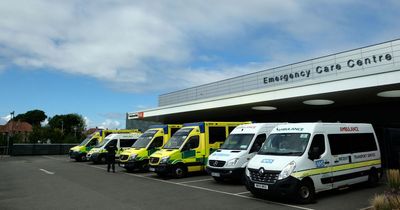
[263,53,393,84]
[158,40,400,107]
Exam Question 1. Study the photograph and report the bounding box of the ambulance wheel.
[295,179,315,204]
[80,154,87,162]
[367,168,379,187]
[100,156,106,163]
[173,164,187,178]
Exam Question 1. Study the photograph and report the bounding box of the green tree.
[48,114,86,142]
[14,109,47,127]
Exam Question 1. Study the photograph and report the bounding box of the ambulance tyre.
[173,164,187,178]
[100,156,106,164]
[80,154,87,162]
[295,179,315,204]
[367,168,379,187]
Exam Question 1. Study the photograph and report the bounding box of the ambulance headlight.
[226,158,239,167]
[278,161,296,180]
[160,156,170,164]
[245,167,250,177]
[129,154,137,160]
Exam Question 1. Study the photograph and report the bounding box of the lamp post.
[7,111,15,155]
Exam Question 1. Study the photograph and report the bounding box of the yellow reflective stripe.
[292,167,331,178]
[292,159,381,179]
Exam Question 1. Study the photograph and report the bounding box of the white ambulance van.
[206,123,283,182]
[245,123,381,203]
[86,133,141,163]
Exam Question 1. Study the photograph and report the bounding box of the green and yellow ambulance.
[119,124,182,172]
[149,121,250,178]
[69,129,140,162]
[87,132,142,164]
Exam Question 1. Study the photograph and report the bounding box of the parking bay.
[0,155,385,210]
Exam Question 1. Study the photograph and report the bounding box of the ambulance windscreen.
[131,130,158,148]
[79,134,94,146]
[163,128,193,149]
[220,134,254,150]
[258,133,310,156]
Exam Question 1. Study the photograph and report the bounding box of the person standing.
[106,144,117,173]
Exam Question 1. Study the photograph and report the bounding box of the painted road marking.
[235,191,251,195]
[124,173,313,210]
[178,178,213,184]
[39,168,55,175]
[45,156,314,210]
[359,206,373,210]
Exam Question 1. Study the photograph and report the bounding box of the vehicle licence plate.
[254,183,268,190]
[211,172,220,177]
[149,167,155,172]
[120,164,125,167]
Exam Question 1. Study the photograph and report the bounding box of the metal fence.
[10,143,78,156]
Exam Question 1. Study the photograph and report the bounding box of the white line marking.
[359,206,373,210]
[235,191,251,195]
[123,173,313,210]
[178,178,213,184]
[39,168,55,175]
[47,156,314,210]
[43,155,69,161]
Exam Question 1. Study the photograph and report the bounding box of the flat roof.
[129,39,400,122]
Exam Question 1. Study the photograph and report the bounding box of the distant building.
[0,120,33,142]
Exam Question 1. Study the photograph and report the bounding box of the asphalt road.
[0,155,385,210]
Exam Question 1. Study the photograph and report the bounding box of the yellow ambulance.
[149,121,250,178]
[119,124,182,172]
[69,129,140,162]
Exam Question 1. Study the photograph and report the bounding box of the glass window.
[87,139,98,147]
[309,134,325,158]
[79,134,94,146]
[328,133,377,155]
[106,139,117,147]
[149,136,163,149]
[258,133,310,156]
[209,127,227,144]
[250,134,267,153]
[164,128,193,149]
[183,136,199,150]
[120,139,135,147]
[131,129,158,148]
[170,128,180,136]
[220,134,255,150]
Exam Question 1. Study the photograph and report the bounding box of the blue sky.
[1,0,400,129]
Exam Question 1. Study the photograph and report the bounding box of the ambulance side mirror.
[308,147,320,160]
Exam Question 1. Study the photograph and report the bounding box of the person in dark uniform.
[106,144,117,173]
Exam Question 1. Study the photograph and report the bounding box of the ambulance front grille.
[208,160,226,167]
[248,168,280,184]
[150,157,160,164]
[119,155,129,161]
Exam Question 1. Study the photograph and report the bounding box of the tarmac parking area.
[0,155,385,210]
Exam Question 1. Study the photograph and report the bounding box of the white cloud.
[0,114,11,125]
[83,116,92,129]
[40,118,49,127]
[0,1,399,93]
[99,119,121,130]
